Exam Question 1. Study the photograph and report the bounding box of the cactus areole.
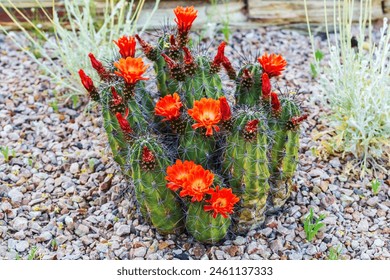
[79,6,307,243]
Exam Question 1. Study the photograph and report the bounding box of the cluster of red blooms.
[258,53,287,115]
[155,93,262,138]
[165,160,239,218]
[78,33,150,135]
[154,93,234,137]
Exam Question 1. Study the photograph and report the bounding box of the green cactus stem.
[152,37,179,97]
[125,95,149,133]
[135,81,155,117]
[269,98,301,208]
[130,138,184,234]
[235,64,262,107]
[269,121,286,174]
[179,126,216,169]
[100,87,129,168]
[186,202,231,244]
[272,129,299,207]
[154,55,169,96]
[182,56,224,108]
[102,108,126,167]
[281,130,299,179]
[223,109,270,233]
[269,98,300,174]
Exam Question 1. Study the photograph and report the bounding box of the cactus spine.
[186,202,230,244]
[223,110,270,232]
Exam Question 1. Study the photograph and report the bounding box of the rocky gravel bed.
[0,27,389,260]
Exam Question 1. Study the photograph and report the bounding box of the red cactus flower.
[219,97,232,121]
[88,53,103,71]
[78,69,95,93]
[111,86,122,106]
[115,108,132,134]
[245,119,260,134]
[291,114,308,126]
[170,34,178,47]
[188,98,222,136]
[183,47,194,64]
[88,53,110,80]
[261,72,271,100]
[174,6,198,34]
[271,92,281,114]
[182,47,197,75]
[114,57,149,85]
[204,186,240,218]
[141,146,156,170]
[134,34,149,49]
[213,42,226,65]
[114,35,136,58]
[165,159,196,191]
[154,93,183,121]
[222,56,236,80]
[168,35,180,58]
[242,69,251,79]
[161,53,177,69]
[241,68,253,88]
[134,34,157,61]
[258,53,287,77]
[142,146,155,164]
[180,165,214,202]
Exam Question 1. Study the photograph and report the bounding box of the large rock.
[75,224,89,237]
[13,217,28,231]
[8,188,23,203]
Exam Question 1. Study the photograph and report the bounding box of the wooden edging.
[0,0,389,30]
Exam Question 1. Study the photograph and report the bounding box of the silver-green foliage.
[0,0,159,99]
[305,0,390,176]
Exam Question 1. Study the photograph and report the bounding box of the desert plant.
[304,0,390,177]
[0,146,15,163]
[0,0,159,102]
[303,208,325,242]
[310,49,324,78]
[370,178,381,195]
[327,245,342,260]
[79,6,307,243]
[15,246,40,260]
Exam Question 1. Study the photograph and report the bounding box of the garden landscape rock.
[0,27,389,260]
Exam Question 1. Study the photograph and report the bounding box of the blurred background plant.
[0,146,15,163]
[327,245,342,260]
[0,0,159,103]
[201,0,232,42]
[305,0,390,177]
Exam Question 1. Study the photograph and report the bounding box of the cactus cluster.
[79,6,307,243]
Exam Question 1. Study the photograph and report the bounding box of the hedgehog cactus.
[222,108,271,233]
[78,5,307,243]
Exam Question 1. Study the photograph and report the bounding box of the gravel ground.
[0,27,389,260]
